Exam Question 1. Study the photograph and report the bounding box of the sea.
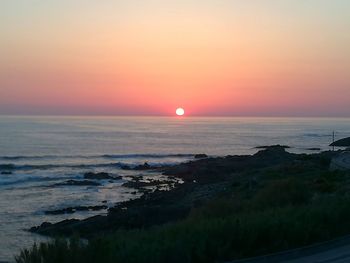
[0,116,350,262]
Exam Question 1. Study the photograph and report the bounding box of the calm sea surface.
[1,116,350,261]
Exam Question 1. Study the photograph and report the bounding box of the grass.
[16,197,350,263]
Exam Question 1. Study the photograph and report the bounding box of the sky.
[0,0,349,116]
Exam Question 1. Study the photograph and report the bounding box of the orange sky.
[0,1,349,116]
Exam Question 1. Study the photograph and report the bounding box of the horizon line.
[1,114,350,119]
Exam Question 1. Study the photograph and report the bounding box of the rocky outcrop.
[194,154,208,159]
[330,137,350,147]
[30,185,194,237]
[30,219,80,234]
[255,145,291,149]
[45,205,108,215]
[162,145,295,183]
[29,146,327,238]
[0,164,15,170]
[119,162,153,170]
[83,172,120,180]
[134,162,152,170]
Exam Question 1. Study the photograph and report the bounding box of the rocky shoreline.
[29,146,341,238]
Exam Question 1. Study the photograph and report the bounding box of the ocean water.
[0,116,350,262]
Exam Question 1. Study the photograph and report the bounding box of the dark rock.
[0,164,15,170]
[119,164,132,170]
[40,222,52,228]
[253,146,292,161]
[162,145,294,184]
[122,180,169,189]
[45,205,108,215]
[32,185,193,237]
[83,172,119,180]
[330,137,350,147]
[28,147,300,237]
[54,180,101,187]
[120,162,166,171]
[134,162,151,170]
[255,145,291,149]
[306,148,321,151]
[102,200,107,203]
[194,154,208,159]
[119,163,152,170]
[30,219,81,235]
[46,208,75,215]
[1,171,12,175]
[30,221,52,232]
[128,175,141,182]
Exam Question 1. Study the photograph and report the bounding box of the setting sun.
[1,1,350,262]
[176,108,185,116]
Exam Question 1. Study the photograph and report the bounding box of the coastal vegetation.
[16,147,350,263]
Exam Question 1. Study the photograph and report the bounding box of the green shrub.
[189,197,246,219]
[252,179,311,209]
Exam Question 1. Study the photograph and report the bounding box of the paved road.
[231,236,350,263]
[285,244,350,263]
